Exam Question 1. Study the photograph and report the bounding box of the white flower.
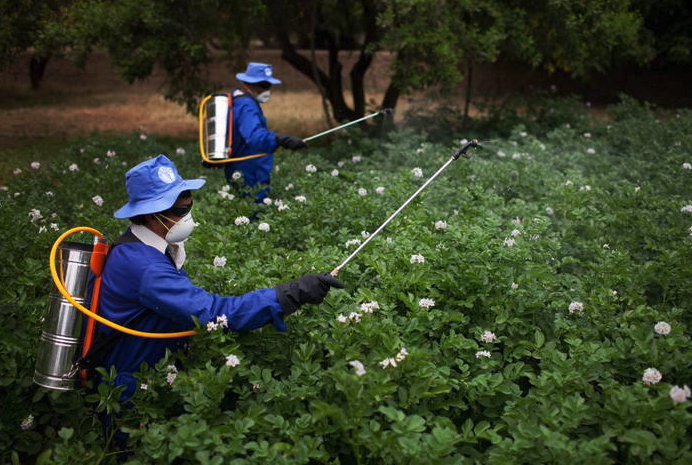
[13,168,22,175]
[358,188,368,196]
[683,163,692,170]
[216,315,228,328]
[213,256,227,267]
[520,131,527,137]
[497,150,506,158]
[251,383,260,390]
[379,357,397,368]
[512,153,522,160]
[140,383,148,390]
[92,195,104,206]
[579,185,592,191]
[546,207,555,215]
[359,231,370,239]
[258,222,271,232]
[375,186,385,195]
[39,226,47,233]
[475,350,491,358]
[166,364,178,373]
[305,164,317,173]
[0,186,7,191]
[351,155,361,163]
[670,385,691,403]
[681,205,692,213]
[634,186,641,193]
[510,229,521,237]
[166,372,177,384]
[29,209,42,221]
[411,167,423,178]
[654,321,671,335]
[274,165,280,173]
[139,133,148,140]
[511,282,519,289]
[568,301,584,314]
[583,132,592,138]
[418,298,435,309]
[587,148,596,154]
[225,354,240,367]
[349,360,367,376]
[176,147,186,155]
[385,237,393,244]
[395,347,408,362]
[565,123,571,128]
[360,301,379,313]
[434,220,448,230]
[346,239,361,247]
[410,254,425,264]
[234,216,250,225]
[106,150,116,157]
[278,203,289,211]
[349,312,362,322]
[642,368,662,385]
[285,183,294,190]
[331,169,339,176]
[511,217,522,225]
[416,148,425,154]
[93,157,100,164]
[337,160,346,167]
[46,191,54,196]
[20,414,34,430]
[480,331,497,343]
[206,321,219,331]
[31,161,41,169]
[503,238,516,247]
[564,180,573,186]
[294,195,306,202]
[218,190,234,200]
[262,197,272,206]
[232,171,242,180]
[50,223,59,231]
[336,314,348,323]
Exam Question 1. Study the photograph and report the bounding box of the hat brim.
[235,72,282,85]
[113,178,206,219]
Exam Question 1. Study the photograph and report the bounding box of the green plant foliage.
[1,98,691,463]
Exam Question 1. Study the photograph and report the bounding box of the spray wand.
[331,139,481,276]
[303,108,393,142]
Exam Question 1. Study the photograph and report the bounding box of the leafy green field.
[1,96,691,464]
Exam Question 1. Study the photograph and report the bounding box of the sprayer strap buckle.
[63,363,80,380]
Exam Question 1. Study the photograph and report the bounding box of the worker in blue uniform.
[97,154,343,401]
[225,62,306,202]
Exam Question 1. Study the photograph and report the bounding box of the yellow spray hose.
[198,94,274,164]
[50,227,198,338]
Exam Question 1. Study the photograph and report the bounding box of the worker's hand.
[275,272,345,315]
[275,133,307,150]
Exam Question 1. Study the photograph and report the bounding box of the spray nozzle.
[379,108,394,115]
[452,139,481,160]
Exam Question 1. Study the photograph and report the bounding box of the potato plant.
[1,97,691,464]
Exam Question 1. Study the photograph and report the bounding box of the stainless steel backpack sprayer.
[34,227,198,391]
[198,91,391,165]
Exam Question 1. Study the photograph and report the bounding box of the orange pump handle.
[80,241,110,382]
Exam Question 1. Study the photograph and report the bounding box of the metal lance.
[331,139,480,276]
[303,108,392,142]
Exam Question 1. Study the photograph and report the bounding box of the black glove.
[275,272,344,315]
[275,133,307,150]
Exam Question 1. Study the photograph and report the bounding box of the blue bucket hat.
[235,62,282,85]
[114,154,206,219]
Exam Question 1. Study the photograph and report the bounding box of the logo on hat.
[264,67,272,76]
[158,166,176,184]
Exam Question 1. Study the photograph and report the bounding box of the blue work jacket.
[97,232,286,396]
[225,90,277,181]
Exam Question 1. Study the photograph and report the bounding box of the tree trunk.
[30,55,50,90]
[462,59,474,128]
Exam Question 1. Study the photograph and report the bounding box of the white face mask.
[158,212,195,243]
[256,90,271,103]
